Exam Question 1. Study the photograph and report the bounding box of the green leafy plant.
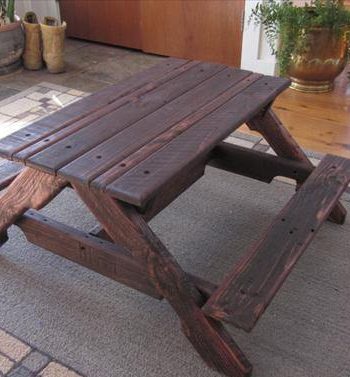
[250,0,350,75]
[0,0,15,26]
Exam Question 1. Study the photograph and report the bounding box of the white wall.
[15,0,60,22]
[240,0,277,75]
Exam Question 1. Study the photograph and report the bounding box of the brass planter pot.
[287,27,349,93]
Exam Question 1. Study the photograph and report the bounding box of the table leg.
[74,184,252,377]
[0,167,66,245]
[247,107,347,224]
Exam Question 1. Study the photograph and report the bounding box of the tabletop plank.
[0,58,189,159]
[92,72,262,190]
[105,75,290,206]
[25,62,225,173]
[59,68,256,184]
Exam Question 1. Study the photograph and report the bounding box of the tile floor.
[0,329,83,377]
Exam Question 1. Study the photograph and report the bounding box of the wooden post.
[74,183,252,377]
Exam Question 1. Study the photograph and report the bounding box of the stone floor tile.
[0,86,19,102]
[0,98,39,117]
[0,353,14,374]
[7,365,34,377]
[224,136,254,148]
[21,351,50,373]
[0,329,31,362]
[40,362,82,377]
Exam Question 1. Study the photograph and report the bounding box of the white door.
[240,0,277,75]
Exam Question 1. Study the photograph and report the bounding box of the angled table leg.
[247,107,347,224]
[0,167,67,245]
[74,184,252,377]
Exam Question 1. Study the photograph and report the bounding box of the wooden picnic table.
[0,58,350,377]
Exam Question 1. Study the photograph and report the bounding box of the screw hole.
[65,145,72,149]
[200,69,204,72]
[144,170,150,175]
[311,228,315,233]
[240,289,246,295]
[44,139,50,142]
[120,163,126,167]
[25,133,31,137]
[80,246,86,250]
[96,155,102,159]
[281,218,286,222]
[289,230,294,234]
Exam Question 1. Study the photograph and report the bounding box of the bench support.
[247,108,347,224]
[73,183,252,377]
[203,155,350,332]
[0,167,66,245]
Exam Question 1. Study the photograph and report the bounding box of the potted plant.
[251,0,350,93]
[0,0,24,75]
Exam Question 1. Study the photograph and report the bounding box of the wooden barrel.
[0,20,24,75]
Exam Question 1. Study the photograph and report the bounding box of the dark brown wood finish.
[203,155,350,332]
[247,108,347,224]
[0,59,349,377]
[16,210,162,299]
[0,58,189,160]
[73,183,252,377]
[104,76,289,207]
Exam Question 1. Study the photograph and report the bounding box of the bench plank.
[0,58,189,159]
[202,154,350,332]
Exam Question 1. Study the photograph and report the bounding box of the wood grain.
[0,58,189,160]
[16,210,162,299]
[203,154,350,332]
[141,0,245,66]
[105,76,289,207]
[27,62,224,173]
[0,168,66,235]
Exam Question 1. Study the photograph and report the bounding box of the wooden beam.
[16,210,162,299]
[0,168,66,241]
[203,155,350,332]
[209,142,313,183]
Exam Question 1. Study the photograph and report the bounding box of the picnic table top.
[0,58,289,207]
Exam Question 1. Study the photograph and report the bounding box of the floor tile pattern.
[0,329,83,377]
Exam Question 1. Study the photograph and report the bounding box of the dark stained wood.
[15,60,198,162]
[247,108,347,224]
[208,142,313,184]
[74,184,252,377]
[0,168,66,236]
[92,72,262,190]
[26,62,225,173]
[87,223,218,299]
[141,160,206,220]
[0,59,348,377]
[203,155,350,332]
[16,210,162,299]
[0,58,189,160]
[105,76,290,207]
[59,70,258,185]
[0,159,23,190]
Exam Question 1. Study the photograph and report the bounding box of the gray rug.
[0,167,349,377]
